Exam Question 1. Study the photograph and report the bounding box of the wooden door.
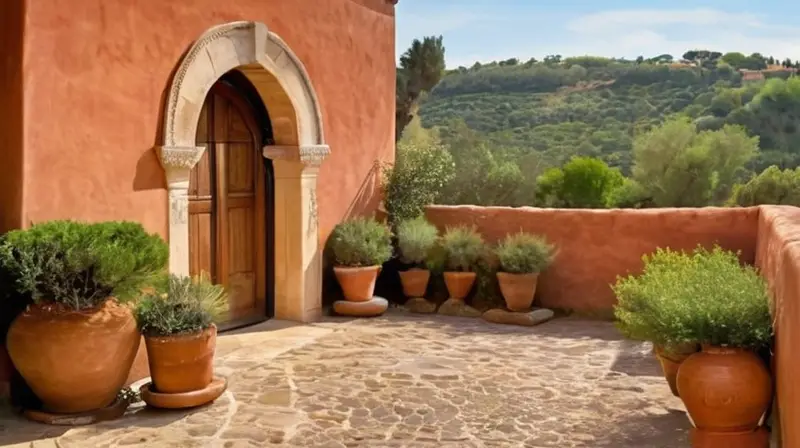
[189,81,267,326]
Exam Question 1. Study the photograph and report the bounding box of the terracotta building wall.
[20,0,396,240]
[425,206,760,312]
[754,205,800,448]
[0,0,25,233]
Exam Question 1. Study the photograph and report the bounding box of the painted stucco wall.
[425,206,760,312]
[755,205,800,448]
[19,0,396,241]
[0,0,25,234]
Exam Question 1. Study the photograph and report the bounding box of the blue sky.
[395,1,800,68]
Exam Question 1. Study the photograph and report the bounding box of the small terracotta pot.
[6,300,140,414]
[398,268,430,298]
[677,345,772,432]
[443,271,477,300]
[654,343,699,397]
[496,272,539,311]
[334,266,380,302]
[145,326,216,394]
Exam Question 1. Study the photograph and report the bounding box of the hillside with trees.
[389,40,800,214]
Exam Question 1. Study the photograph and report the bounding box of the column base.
[691,427,769,448]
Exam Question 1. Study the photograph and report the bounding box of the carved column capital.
[157,146,206,171]
[262,145,330,169]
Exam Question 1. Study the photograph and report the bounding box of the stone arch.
[157,21,330,322]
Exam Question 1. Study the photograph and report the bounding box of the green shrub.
[535,156,624,208]
[607,178,654,208]
[495,232,555,274]
[441,226,485,271]
[729,165,800,206]
[135,273,228,337]
[329,218,393,267]
[396,217,439,266]
[383,142,455,223]
[613,246,772,350]
[0,221,168,311]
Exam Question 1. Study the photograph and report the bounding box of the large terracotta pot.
[145,325,216,394]
[398,268,430,298]
[654,343,699,397]
[6,300,140,414]
[443,271,477,300]
[496,272,539,311]
[334,266,380,302]
[677,345,772,432]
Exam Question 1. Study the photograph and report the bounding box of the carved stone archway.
[157,21,329,322]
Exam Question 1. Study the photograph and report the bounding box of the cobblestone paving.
[0,311,690,447]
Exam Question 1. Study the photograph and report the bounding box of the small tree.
[729,165,800,206]
[535,156,624,208]
[383,141,455,224]
[631,117,758,207]
[396,36,446,141]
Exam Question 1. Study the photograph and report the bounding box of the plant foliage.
[495,232,555,274]
[135,273,228,337]
[440,226,485,272]
[383,141,455,223]
[613,246,772,350]
[0,221,168,311]
[329,218,393,267]
[729,165,800,206]
[396,217,439,266]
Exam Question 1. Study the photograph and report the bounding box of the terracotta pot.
[6,300,140,414]
[677,345,772,432]
[496,272,539,311]
[443,271,477,300]
[398,268,430,298]
[124,336,150,387]
[334,266,380,302]
[654,343,698,397]
[145,326,216,394]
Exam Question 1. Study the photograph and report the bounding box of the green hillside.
[417,57,800,175]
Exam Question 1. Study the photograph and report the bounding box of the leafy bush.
[613,246,772,350]
[383,141,455,223]
[135,273,228,337]
[607,178,654,208]
[396,217,439,266]
[535,156,624,208]
[0,221,168,311]
[495,232,555,274]
[328,218,393,267]
[729,165,800,206]
[440,226,485,272]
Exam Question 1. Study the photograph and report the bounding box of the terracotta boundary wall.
[755,205,800,448]
[425,206,761,311]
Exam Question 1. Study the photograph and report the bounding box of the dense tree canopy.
[388,41,800,213]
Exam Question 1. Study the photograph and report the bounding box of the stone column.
[157,146,206,276]
[263,145,330,322]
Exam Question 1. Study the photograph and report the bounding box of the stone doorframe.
[156,21,329,322]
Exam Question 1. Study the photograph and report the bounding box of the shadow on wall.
[133,63,176,193]
[322,160,385,307]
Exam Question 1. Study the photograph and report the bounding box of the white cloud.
[567,8,764,34]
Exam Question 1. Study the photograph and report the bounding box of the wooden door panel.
[187,80,267,326]
[188,208,214,281]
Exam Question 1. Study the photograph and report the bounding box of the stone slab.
[23,395,129,426]
[437,298,482,317]
[404,298,437,314]
[482,308,555,326]
[333,297,388,317]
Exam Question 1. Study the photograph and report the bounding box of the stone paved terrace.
[0,311,690,447]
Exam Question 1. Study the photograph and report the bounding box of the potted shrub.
[329,217,393,302]
[614,246,772,437]
[135,274,228,408]
[1,221,167,414]
[396,217,439,298]
[440,226,485,300]
[494,232,555,311]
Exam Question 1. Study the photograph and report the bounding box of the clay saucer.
[24,395,130,425]
[139,376,227,409]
